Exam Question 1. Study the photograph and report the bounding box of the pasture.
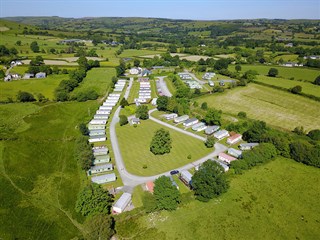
[0,74,67,101]
[0,101,101,239]
[120,49,165,58]
[116,120,212,176]
[197,84,320,131]
[137,158,320,239]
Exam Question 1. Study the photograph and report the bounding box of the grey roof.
[214,130,229,137]
[212,159,229,171]
[240,143,259,148]
[228,148,242,157]
[89,135,106,139]
[113,192,132,210]
[95,154,110,160]
[90,163,113,171]
[91,173,116,183]
[181,170,192,182]
[184,118,198,124]
[205,125,220,134]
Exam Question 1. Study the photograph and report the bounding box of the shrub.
[16,91,35,102]
[119,115,128,126]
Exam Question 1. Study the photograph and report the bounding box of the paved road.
[156,76,172,97]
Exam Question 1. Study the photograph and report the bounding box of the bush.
[268,68,278,77]
[79,123,89,136]
[314,75,320,85]
[238,111,247,118]
[16,91,35,102]
[119,115,128,126]
[201,102,208,110]
[291,85,302,94]
[136,105,149,120]
[307,129,320,141]
[205,137,215,148]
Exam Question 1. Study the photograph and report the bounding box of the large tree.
[120,98,129,108]
[154,176,181,211]
[268,68,278,77]
[156,96,169,111]
[30,41,39,53]
[84,214,115,240]
[150,128,172,155]
[16,91,35,102]
[192,160,229,202]
[307,129,320,141]
[75,183,113,217]
[136,105,149,120]
[204,108,222,125]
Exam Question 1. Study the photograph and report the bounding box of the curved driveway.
[109,79,228,187]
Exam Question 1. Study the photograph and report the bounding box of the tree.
[307,129,320,141]
[0,70,5,79]
[205,137,215,148]
[133,59,140,67]
[142,192,157,213]
[85,214,115,240]
[9,47,18,55]
[204,108,222,125]
[235,64,241,72]
[242,120,268,142]
[150,128,172,155]
[238,111,247,118]
[293,126,305,135]
[201,102,208,110]
[116,60,126,76]
[192,160,229,202]
[154,176,181,211]
[291,85,302,94]
[136,105,149,120]
[268,68,278,77]
[194,88,201,95]
[314,75,320,85]
[75,183,113,217]
[16,91,35,102]
[77,56,89,70]
[30,56,44,66]
[120,98,129,108]
[119,115,128,126]
[16,40,21,46]
[30,41,39,53]
[74,136,94,170]
[37,93,48,103]
[156,96,169,111]
[79,123,89,136]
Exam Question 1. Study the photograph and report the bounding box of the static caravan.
[112,193,132,214]
[192,122,207,131]
[228,148,242,158]
[227,134,242,145]
[180,170,193,187]
[239,143,259,151]
[114,88,124,92]
[89,135,106,143]
[103,102,117,107]
[99,106,113,111]
[93,154,111,164]
[205,125,220,135]
[174,115,189,123]
[165,113,178,120]
[107,96,120,100]
[135,98,147,103]
[88,124,105,130]
[213,130,229,140]
[109,93,121,97]
[105,99,118,103]
[93,148,109,156]
[183,118,199,127]
[89,129,105,137]
[87,163,113,176]
[94,114,109,120]
[91,173,116,184]
[218,153,237,164]
[90,119,107,125]
[96,110,110,115]
[139,90,151,93]
[213,159,229,172]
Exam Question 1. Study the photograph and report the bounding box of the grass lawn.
[0,74,67,101]
[136,158,320,240]
[229,64,319,82]
[255,75,320,98]
[163,76,177,95]
[197,84,320,131]
[116,120,212,176]
[0,101,103,239]
[127,79,140,103]
[71,67,116,97]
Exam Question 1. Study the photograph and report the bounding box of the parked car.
[170,170,179,175]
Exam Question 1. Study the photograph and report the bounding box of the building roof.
[184,118,198,124]
[240,143,259,148]
[91,173,116,183]
[94,154,110,160]
[219,152,237,161]
[212,159,229,171]
[146,181,154,193]
[228,148,242,157]
[90,163,113,171]
[113,192,132,210]
[131,118,140,123]
[227,133,242,141]
[205,125,220,134]
[181,170,193,182]
[89,135,106,139]
[214,129,229,137]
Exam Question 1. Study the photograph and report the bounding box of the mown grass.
[0,101,101,239]
[0,74,67,101]
[197,84,320,131]
[255,75,320,97]
[71,67,116,97]
[138,158,320,240]
[116,119,212,176]
[229,64,319,82]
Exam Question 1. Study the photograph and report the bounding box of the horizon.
[1,0,319,20]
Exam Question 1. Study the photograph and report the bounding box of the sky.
[1,0,319,20]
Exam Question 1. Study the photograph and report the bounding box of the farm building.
[112,192,132,214]
[88,135,106,143]
[87,163,113,176]
[239,143,259,150]
[174,115,189,123]
[94,114,109,120]
[192,122,207,131]
[93,154,111,164]
[165,113,178,120]
[213,130,229,140]
[96,110,110,115]
[212,159,229,172]
[35,72,46,78]
[146,181,154,193]
[90,119,107,125]
[218,153,237,164]
[205,125,220,135]
[228,148,242,158]
[180,170,193,187]
[131,118,140,125]
[89,129,105,136]
[183,118,199,127]
[91,173,116,184]
[88,124,105,130]
[227,134,242,145]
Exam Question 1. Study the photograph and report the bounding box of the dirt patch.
[180,55,212,61]
[0,27,10,32]
[21,60,78,66]
[59,57,104,62]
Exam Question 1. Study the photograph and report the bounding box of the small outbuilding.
[131,118,140,125]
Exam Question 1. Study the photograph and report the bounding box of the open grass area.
[229,64,319,82]
[136,158,320,239]
[0,101,102,239]
[120,49,165,58]
[116,120,212,176]
[255,75,320,97]
[197,84,320,131]
[71,67,116,97]
[0,74,67,101]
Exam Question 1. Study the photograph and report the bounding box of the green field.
[116,120,212,176]
[134,158,320,239]
[120,49,165,58]
[197,84,320,131]
[254,75,320,97]
[0,101,100,239]
[0,74,67,101]
[229,64,319,82]
[71,67,116,97]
